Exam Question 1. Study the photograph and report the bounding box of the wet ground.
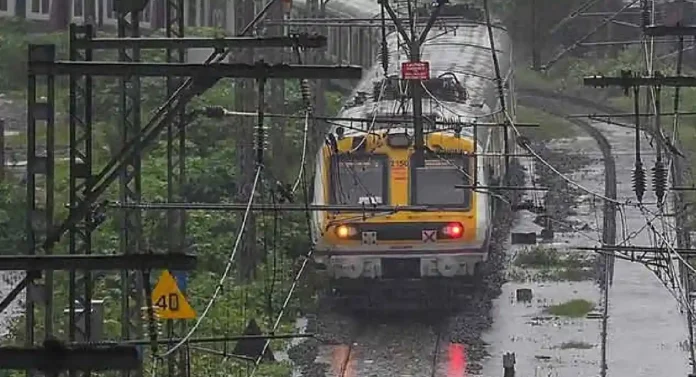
[289,168,525,377]
[479,98,691,377]
[287,97,693,377]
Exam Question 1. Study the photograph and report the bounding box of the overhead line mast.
[378,0,449,168]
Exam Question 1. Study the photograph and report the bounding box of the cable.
[291,112,310,194]
[347,78,388,153]
[425,79,627,207]
[249,123,316,377]
[481,0,506,114]
[160,167,263,358]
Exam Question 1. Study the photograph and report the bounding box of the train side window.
[329,154,389,206]
[409,153,471,208]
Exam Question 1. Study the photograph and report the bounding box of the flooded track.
[321,315,446,377]
[290,170,526,377]
[476,93,691,377]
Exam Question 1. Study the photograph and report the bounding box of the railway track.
[517,90,619,288]
[332,316,447,377]
[297,162,526,377]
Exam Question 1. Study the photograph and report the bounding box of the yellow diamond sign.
[151,270,196,320]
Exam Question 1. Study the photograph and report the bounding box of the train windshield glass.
[411,155,471,207]
[330,156,387,205]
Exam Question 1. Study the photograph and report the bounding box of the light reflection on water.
[447,343,468,377]
[307,121,690,377]
[330,344,355,377]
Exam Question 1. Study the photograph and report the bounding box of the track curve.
[517,89,618,287]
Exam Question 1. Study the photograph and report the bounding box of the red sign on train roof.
[401,61,430,80]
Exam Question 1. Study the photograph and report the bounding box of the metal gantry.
[8,0,364,373]
[583,15,696,375]
[116,2,145,363]
[26,40,57,353]
[164,0,188,374]
[67,26,95,373]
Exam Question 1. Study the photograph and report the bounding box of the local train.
[309,4,517,309]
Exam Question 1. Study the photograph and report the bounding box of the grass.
[514,246,562,267]
[509,246,596,282]
[558,341,593,350]
[546,299,595,318]
[515,105,579,141]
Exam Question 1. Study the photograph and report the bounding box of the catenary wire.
[159,167,263,358]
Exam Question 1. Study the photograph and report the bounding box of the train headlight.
[335,224,358,239]
[441,222,464,239]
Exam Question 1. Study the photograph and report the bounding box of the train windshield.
[410,154,471,207]
[330,155,388,206]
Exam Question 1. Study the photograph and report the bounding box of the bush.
[547,299,595,317]
[513,246,561,267]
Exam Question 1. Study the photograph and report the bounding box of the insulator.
[632,161,646,203]
[641,0,650,29]
[300,79,312,111]
[380,42,389,73]
[652,160,668,204]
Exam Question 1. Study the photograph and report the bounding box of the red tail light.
[442,222,464,238]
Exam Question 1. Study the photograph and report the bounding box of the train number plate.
[422,230,437,243]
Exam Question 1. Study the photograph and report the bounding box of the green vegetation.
[0,19,344,377]
[505,5,696,224]
[514,246,563,267]
[558,341,593,350]
[509,246,595,282]
[546,299,595,318]
[516,105,578,141]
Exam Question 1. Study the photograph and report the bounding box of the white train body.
[307,10,517,286]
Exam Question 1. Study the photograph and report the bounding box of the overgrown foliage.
[546,298,596,318]
[0,18,343,377]
[510,246,595,282]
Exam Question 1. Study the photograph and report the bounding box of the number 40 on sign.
[151,270,197,320]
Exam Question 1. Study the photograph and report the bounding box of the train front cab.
[313,131,492,292]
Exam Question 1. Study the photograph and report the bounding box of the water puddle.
[480,120,691,376]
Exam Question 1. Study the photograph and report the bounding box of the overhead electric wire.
[291,112,311,194]
[159,167,263,358]
[249,123,317,377]
[638,205,696,313]
[348,78,389,153]
[425,76,627,206]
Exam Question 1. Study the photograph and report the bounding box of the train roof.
[332,22,512,140]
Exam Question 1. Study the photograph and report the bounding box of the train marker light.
[442,222,464,238]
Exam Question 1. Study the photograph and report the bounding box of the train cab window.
[330,155,389,205]
[410,154,471,208]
